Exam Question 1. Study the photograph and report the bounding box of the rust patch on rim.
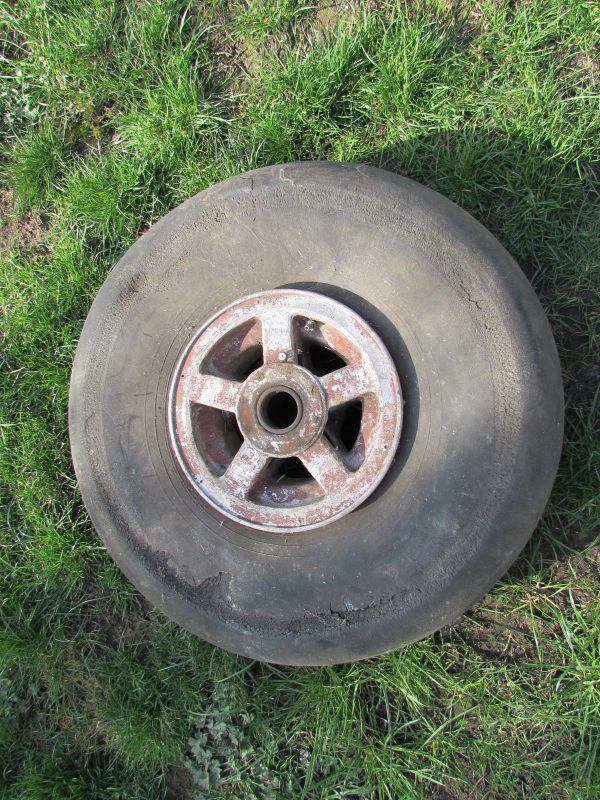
[168,289,402,531]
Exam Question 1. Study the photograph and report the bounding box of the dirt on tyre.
[69,162,563,665]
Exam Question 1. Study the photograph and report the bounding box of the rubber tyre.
[69,162,563,666]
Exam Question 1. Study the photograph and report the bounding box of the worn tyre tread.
[69,162,563,665]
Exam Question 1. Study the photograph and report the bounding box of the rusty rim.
[168,290,402,531]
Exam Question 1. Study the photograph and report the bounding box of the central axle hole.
[258,388,302,433]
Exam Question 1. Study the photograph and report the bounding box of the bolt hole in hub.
[258,387,303,433]
[169,290,403,531]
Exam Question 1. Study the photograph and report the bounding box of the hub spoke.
[221,441,269,498]
[261,311,296,365]
[300,436,351,490]
[188,374,241,413]
[321,363,372,407]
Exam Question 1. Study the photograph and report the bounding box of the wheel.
[69,161,563,666]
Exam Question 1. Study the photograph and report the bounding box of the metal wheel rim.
[168,289,403,531]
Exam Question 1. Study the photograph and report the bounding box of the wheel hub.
[256,386,303,435]
[237,364,327,457]
[168,289,402,531]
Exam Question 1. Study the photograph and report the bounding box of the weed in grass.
[185,680,282,799]
[0,0,599,798]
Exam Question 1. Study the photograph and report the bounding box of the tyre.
[69,161,563,665]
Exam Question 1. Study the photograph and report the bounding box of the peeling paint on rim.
[168,289,402,531]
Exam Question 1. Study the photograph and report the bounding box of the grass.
[0,0,598,797]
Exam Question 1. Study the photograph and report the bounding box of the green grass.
[0,0,599,797]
